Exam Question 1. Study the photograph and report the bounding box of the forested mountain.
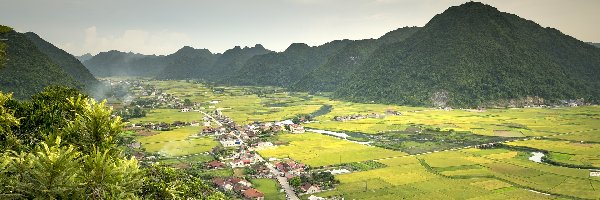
[589,42,600,48]
[0,26,82,99]
[75,53,93,62]
[206,44,272,80]
[25,32,99,88]
[83,50,168,77]
[291,27,421,92]
[230,40,353,87]
[156,46,220,79]
[335,2,600,107]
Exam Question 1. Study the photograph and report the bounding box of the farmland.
[258,132,406,167]
[117,79,600,199]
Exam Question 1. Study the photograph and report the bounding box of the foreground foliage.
[0,87,225,199]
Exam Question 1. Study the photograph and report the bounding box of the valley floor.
[112,79,600,200]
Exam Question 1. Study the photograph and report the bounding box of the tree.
[183,98,193,106]
[139,164,225,199]
[0,92,20,150]
[58,97,123,155]
[289,176,302,188]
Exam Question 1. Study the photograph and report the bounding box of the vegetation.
[0,87,225,199]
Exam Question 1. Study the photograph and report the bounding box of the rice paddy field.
[257,133,406,167]
[137,126,218,157]
[122,79,600,199]
[313,148,600,199]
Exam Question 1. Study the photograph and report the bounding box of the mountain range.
[7,1,600,107]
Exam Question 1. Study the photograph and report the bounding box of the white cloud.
[60,26,194,55]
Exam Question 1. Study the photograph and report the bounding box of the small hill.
[335,2,600,107]
[83,50,168,77]
[231,40,353,87]
[156,46,220,80]
[25,32,99,88]
[75,53,93,62]
[0,27,80,99]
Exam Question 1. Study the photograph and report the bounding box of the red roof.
[212,178,225,187]
[243,188,264,198]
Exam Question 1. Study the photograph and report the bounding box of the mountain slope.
[83,50,168,77]
[291,27,421,92]
[25,32,99,87]
[207,44,272,80]
[156,46,220,79]
[0,28,80,99]
[231,40,353,87]
[335,2,600,107]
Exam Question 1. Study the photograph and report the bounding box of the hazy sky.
[1,0,599,56]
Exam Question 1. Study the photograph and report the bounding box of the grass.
[251,179,285,200]
[258,133,406,167]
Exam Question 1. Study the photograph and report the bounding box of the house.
[257,142,273,148]
[230,159,250,168]
[212,178,233,191]
[207,160,225,169]
[230,177,252,187]
[300,184,321,194]
[290,124,305,134]
[180,108,190,112]
[220,137,243,147]
[242,188,264,200]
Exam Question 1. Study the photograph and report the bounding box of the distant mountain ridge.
[83,50,168,77]
[75,53,93,62]
[79,2,600,107]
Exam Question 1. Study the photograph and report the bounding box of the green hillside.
[24,32,99,88]
[156,46,219,79]
[335,2,600,107]
[291,27,421,92]
[207,44,272,80]
[0,28,80,99]
[231,40,352,87]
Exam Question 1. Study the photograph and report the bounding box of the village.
[114,80,337,200]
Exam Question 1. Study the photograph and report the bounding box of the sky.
[1,0,599,56]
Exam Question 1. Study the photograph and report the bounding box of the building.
[207,160,225,169]
[242,188,264,200]
[290,124,305,134]
[180,108,190,112]
[300,184,321,194]
[220,138,243,147]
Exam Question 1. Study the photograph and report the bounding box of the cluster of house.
[274,159,306,179]
[333,109,402,121]
[273,159,324,194]
[212,177,265,200]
